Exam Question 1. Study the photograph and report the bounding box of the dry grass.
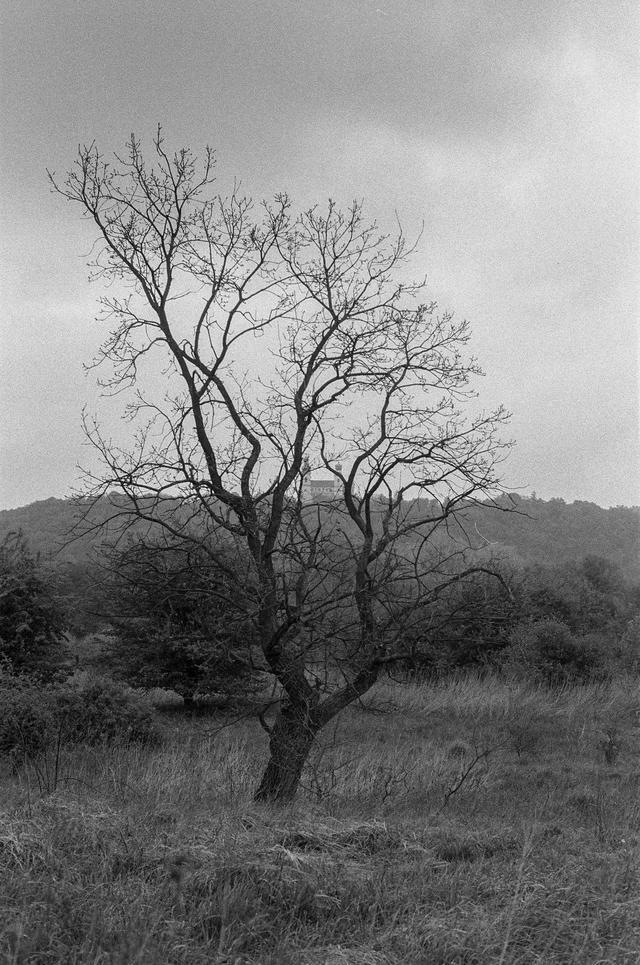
[1,673,639,963]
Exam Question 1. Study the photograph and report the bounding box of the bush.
[55,673,160,745]
[0,531,68,677]
[0,665,55,762]
[617,616,640,672]
[0,668,160,764]
[104,621,261,704]
[390,570,519,679]
[517,557,635,637]
[102,538,261,703]
[501,619,611,685]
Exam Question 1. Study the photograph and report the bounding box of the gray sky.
[1,0,638,509]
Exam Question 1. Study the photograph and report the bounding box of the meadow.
[1,673,639,964]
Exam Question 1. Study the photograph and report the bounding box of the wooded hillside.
[1,494,638,580]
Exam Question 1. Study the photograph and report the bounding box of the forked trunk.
[254,701,319,803]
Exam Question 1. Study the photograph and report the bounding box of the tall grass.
[1,673,639,963]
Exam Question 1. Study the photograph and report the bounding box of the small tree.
[102,536,261,703]
[51,132,510,800]
[517,557,632,637]
[0,532,68,677]
[400,566,518,676]
[502,619,610,685]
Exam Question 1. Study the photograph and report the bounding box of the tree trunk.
[254,701,319,803]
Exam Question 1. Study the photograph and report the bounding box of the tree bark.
[254,661,381,803]
[254,701,319,803]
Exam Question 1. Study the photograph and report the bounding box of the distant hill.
[0,498,97,564]
[1,493,638,581]
[470,495,640,581]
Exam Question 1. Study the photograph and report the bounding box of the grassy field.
[1,673,639,964]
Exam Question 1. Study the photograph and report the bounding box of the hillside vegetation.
[1,496,639,961]
[1,494,638,580]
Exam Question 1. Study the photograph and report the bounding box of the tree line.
[2,527,638,790]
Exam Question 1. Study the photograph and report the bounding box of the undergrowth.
[1,673,639,964]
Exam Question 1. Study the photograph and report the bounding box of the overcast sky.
[1,0,638,509]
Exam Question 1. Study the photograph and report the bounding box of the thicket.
[498,556,640,683]
[0,667,159,765]
[0,531,68,677]
[96,538,263,704]
[64,548,640,697]
[390,554,638,683]
[1,511,638,750]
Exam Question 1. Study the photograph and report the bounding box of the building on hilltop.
[302,459,342,501]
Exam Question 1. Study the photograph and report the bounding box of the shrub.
[617,616,640,672]
[0,665,55,762]
[0,668,160,764]
[0,531,68,677]
[517,557,635,637]
[104,621,261,705]
[501,619,610,684]
[390,570,518,679]
[55,673,160,745]
[102,538,261,703]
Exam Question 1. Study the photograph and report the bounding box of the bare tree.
[50,130,511,801]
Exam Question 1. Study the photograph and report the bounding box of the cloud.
[0,0,637,507]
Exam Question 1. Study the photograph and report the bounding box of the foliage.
[0,664,55,762]
[470,495,640,582]
[510,558,630,637]
[3,494,639,582]
[424,568,519,672]
[0,667,159,763]
[56,560,107,635]
[386,567,518,679]
[619,615,640,670]
[393,553,640,680]
[55,673,160,745]
[500,619,611,685]
[0,531,68,677]
[101,538,261,701]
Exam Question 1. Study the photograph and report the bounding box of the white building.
[302,461,342,501]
